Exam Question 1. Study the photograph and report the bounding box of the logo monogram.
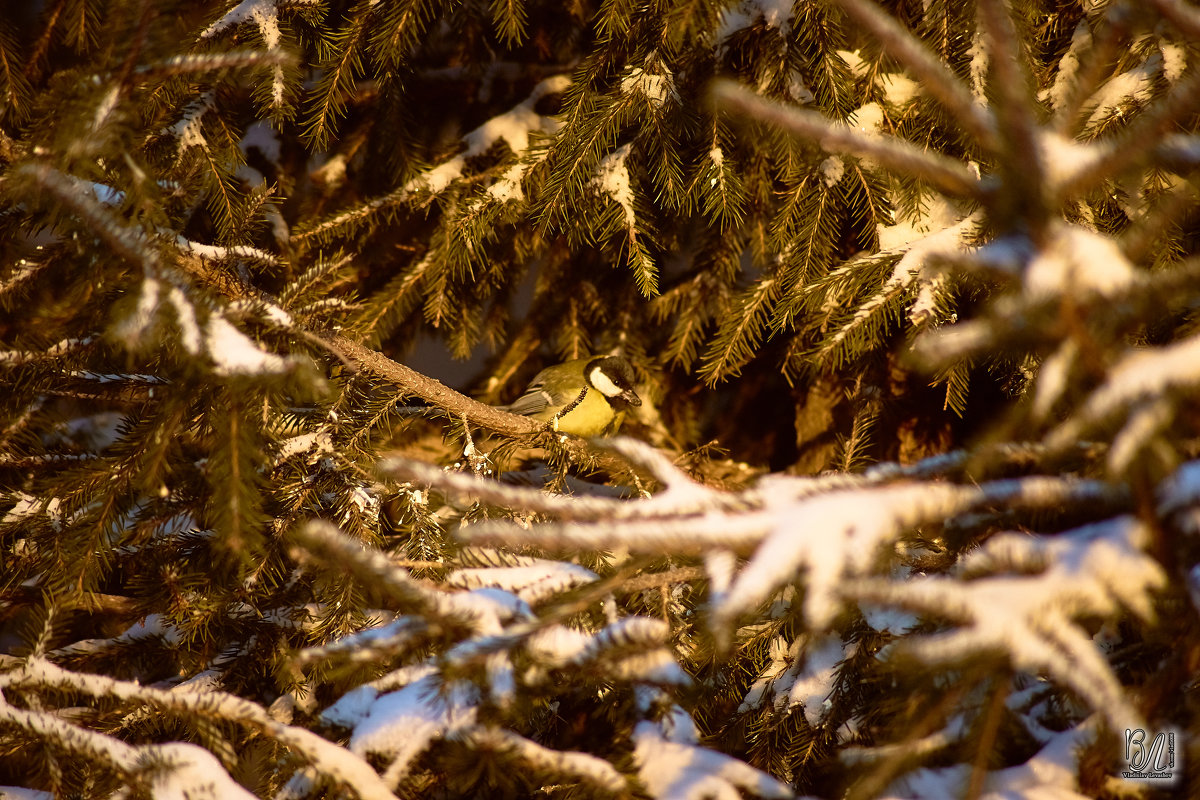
[1122,728,1178,783]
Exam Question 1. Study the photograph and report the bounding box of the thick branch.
[323,334,542,438]
[320,334,648,481]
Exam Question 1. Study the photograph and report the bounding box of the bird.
[499,355,641,437]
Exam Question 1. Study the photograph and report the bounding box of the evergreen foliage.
[2,0,1200,798]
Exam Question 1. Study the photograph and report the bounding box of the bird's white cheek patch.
[589,368,623,398]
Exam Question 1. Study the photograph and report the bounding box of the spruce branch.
[1,658,399,800]
[0,697,257,798]
[290,519,468,624]
[831,0,998,152]
[1056,56,1200,200]
[462,727,626,794]
[320,335,541,439]
[975,0,1049,231]
[711,80,986,201]
[134,49,294,78]
[1147,0,1200,40]
[382,436,749,521]
[11,163,161,272]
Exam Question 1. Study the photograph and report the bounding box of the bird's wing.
[504,380,556,416]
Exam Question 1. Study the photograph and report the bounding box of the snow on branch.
[12,164,162,273]
[382,436,747,521]
[712,81,985,201]
[0,658,397,800]
[343,674,479,788]
[437,438,1132,642]
[632,720,793,800]
[843,516,1165,735]
[1044,332,1200,452]
[447,559,599,604]
[200,0,295,106]
[290,520,500,628]
[463,727,627,794]
[0,688,258,800]
[297,75,571,241]
[831,0,997,151]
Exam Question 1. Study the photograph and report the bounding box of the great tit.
[500,355,641,437]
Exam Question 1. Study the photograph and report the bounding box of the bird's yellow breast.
[531,388,624,437]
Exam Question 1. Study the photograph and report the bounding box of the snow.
[259,301,292,327]
[878,196,965,251]
[0,336,92,366]
[419,159,467,195]
[716,0,795,42]
[882,718,1098,800]
[1085,57,1158,127]
[2,493,62,529]
[787,71,815,104]
[572,616,670,664]
[147,743,257,800]
[1051,331,1200,446]
[740,633,850,725]
[485,162,527,203]
[6,658,396,800]
[819,155,845,188]
[437,587,532,630]
[879,73,920,107]
[711,482,978,632]
[967,27,989,103]
[275,430,334,463]
[1023,223,1136,298]
[838,49,867,78]
[1161,42,1187,83]
[1107,399,1172,474]
[1157,459,1200,515]
[406,74,570,199]
[632,720,792,800]
[0,788,52,800]
[1032,340,1077,420]
[525,625,592,665]
[1038,131,1107,194]
[201,0,281,49]
[347,675,479,781]
[855,517,1163,736]
[176,236,277,265]
[823,204,978,334]
[169,94,211,152]
[447,560,598,604]
[621,67,677,109]
[167,286,202,354]
[860,604,917,634]
[204,315,288,375]
[348,485,377,515]
[789,637,844,725]
[463,74,570,156]
[465,728,625,792]
[847,102,885,137]
[112,277,160,347]
[91,85,120,133]
[592,142,636,227]
[1047,22,1090,111]
[240,120,281,161]
[739,635,794,712]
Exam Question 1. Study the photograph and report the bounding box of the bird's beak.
[623,389,642,406]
